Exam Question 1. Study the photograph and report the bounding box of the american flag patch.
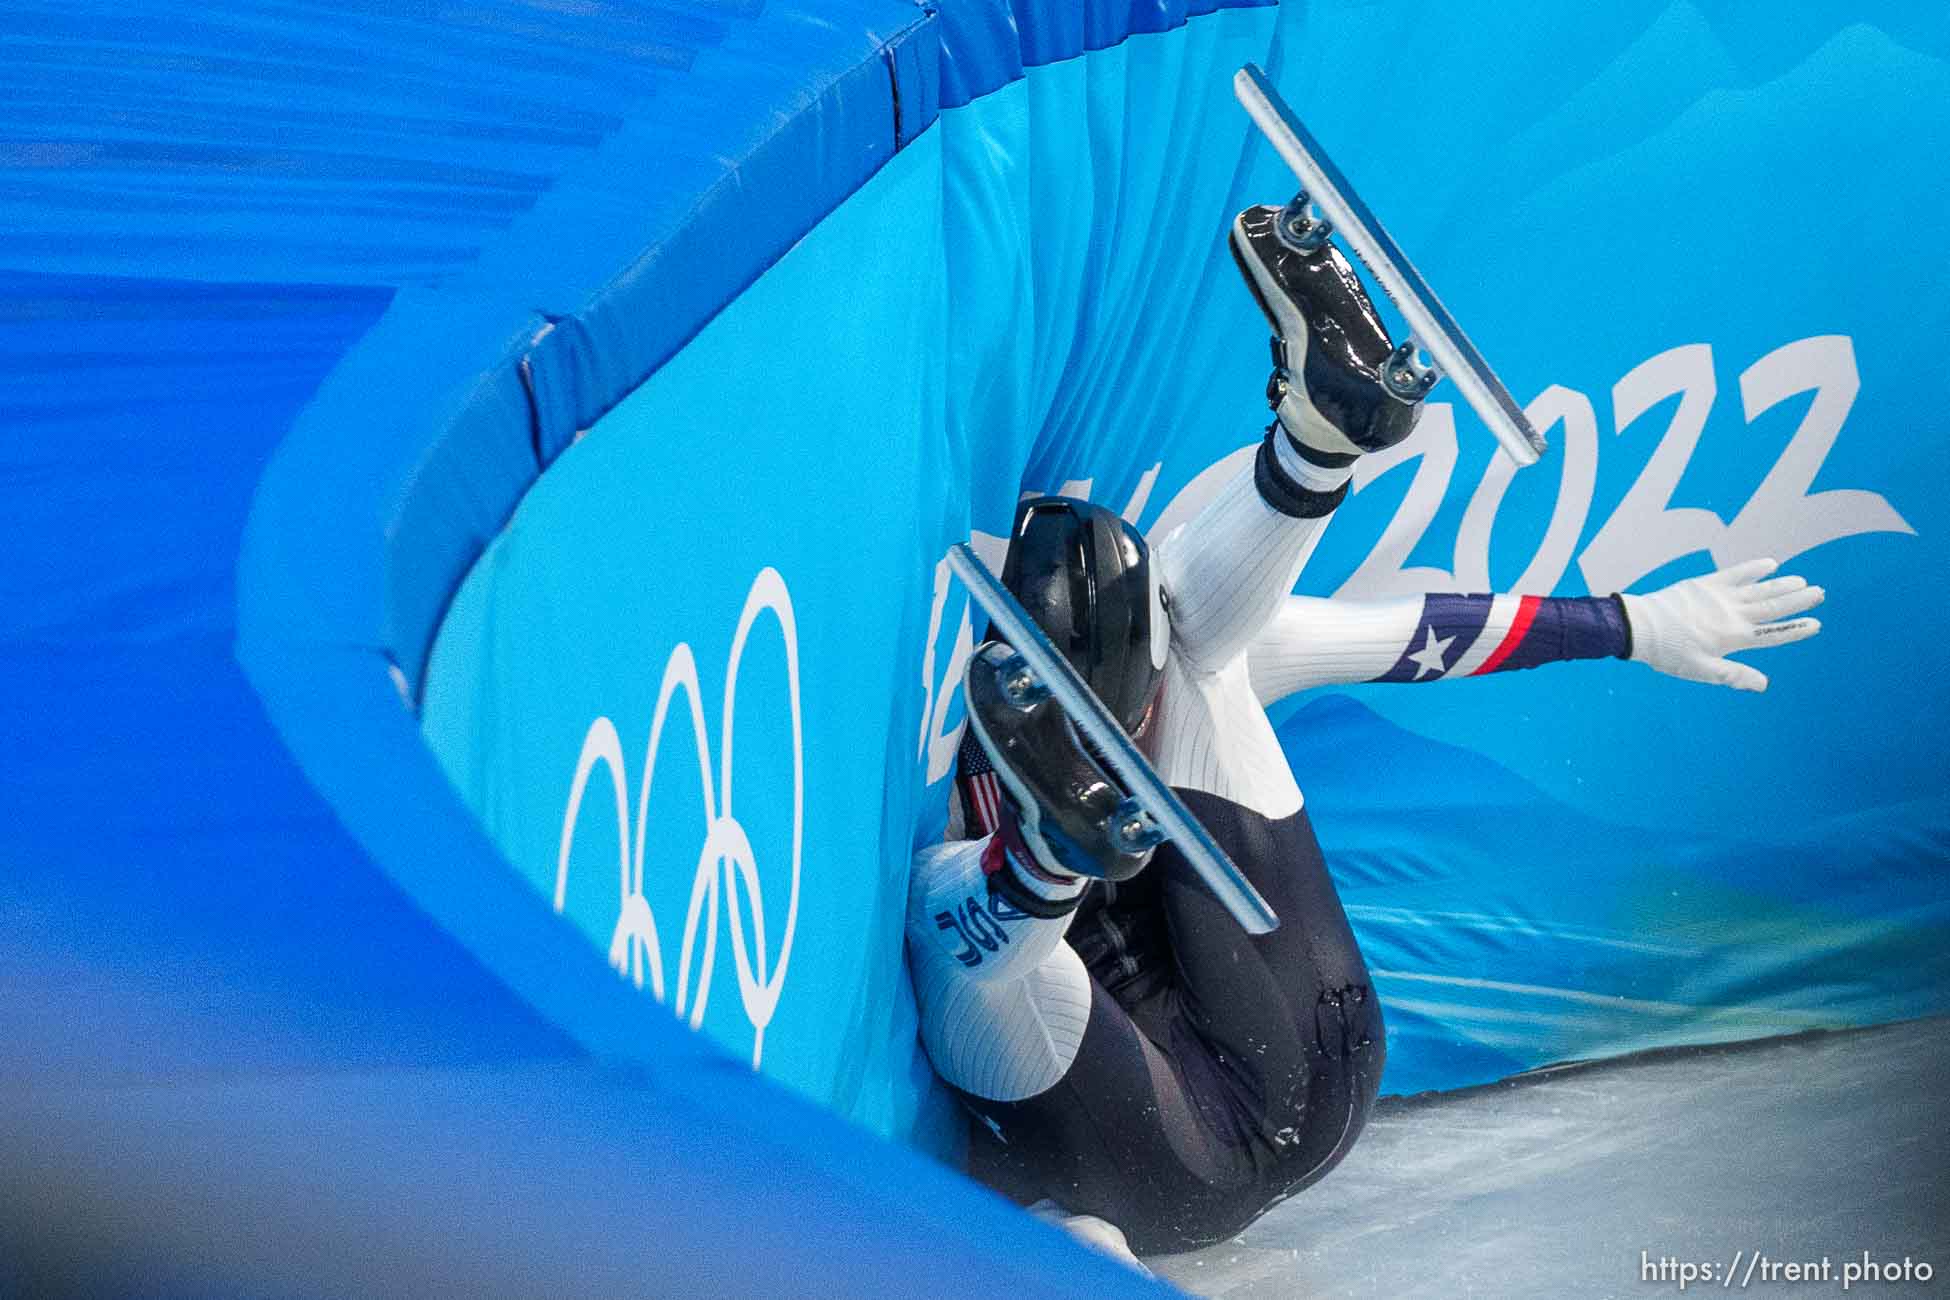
[956,728,1007,837]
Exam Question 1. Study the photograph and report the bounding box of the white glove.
[1618,558,1823,692]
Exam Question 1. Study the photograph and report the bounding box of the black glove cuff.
[1610,592,1635,659]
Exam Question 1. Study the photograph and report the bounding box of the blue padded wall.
[5,0,1946,1291]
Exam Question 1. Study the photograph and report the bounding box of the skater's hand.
[1618,559,1823,692]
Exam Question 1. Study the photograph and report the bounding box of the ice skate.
[1233,63,1548,463]
[1230,198,1425,462]
[948,494,1280,932]
[964,641,1160,883]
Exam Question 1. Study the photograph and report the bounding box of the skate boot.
[963,641,1162,886]
[1230,196,1431,465]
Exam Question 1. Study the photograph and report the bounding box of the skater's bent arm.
[1246,561,1824,705]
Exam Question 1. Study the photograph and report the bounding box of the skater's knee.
[1318,981,1384,1104]
[1259,981,1384,1161]
[1312,981,1385,1138]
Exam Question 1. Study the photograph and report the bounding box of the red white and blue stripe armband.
[1375,593,1631,683]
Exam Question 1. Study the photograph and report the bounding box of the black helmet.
[1000,496,1168,736]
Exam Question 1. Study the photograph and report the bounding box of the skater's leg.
[924,699,1378,1245]
[969,695,1384,1250]
[1143,400,1360,820]
[962,972,1264,1252]
[1152,199,1426,672]
[1145,198,1431,811]
[1146,648,1305,820]
[979,796,1384,1254]
[914,643,1298,1250]
[1150,792,1384,1194]
[1152,440,1345,677]
[909,825,1265,1247]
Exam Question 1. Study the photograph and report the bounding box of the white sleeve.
[1244,594,1427,705]
[906,838,1090,1101]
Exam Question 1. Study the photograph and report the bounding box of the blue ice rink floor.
[1152,1018,1950,1297]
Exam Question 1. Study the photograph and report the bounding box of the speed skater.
[905,198,1825,1263]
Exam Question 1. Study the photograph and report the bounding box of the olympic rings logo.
[554,568,802,1069]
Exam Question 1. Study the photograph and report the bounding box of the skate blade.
[946,543,1279,935]
[1235,63,1547,465]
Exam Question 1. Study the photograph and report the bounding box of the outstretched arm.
[1246,559,1823,705]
